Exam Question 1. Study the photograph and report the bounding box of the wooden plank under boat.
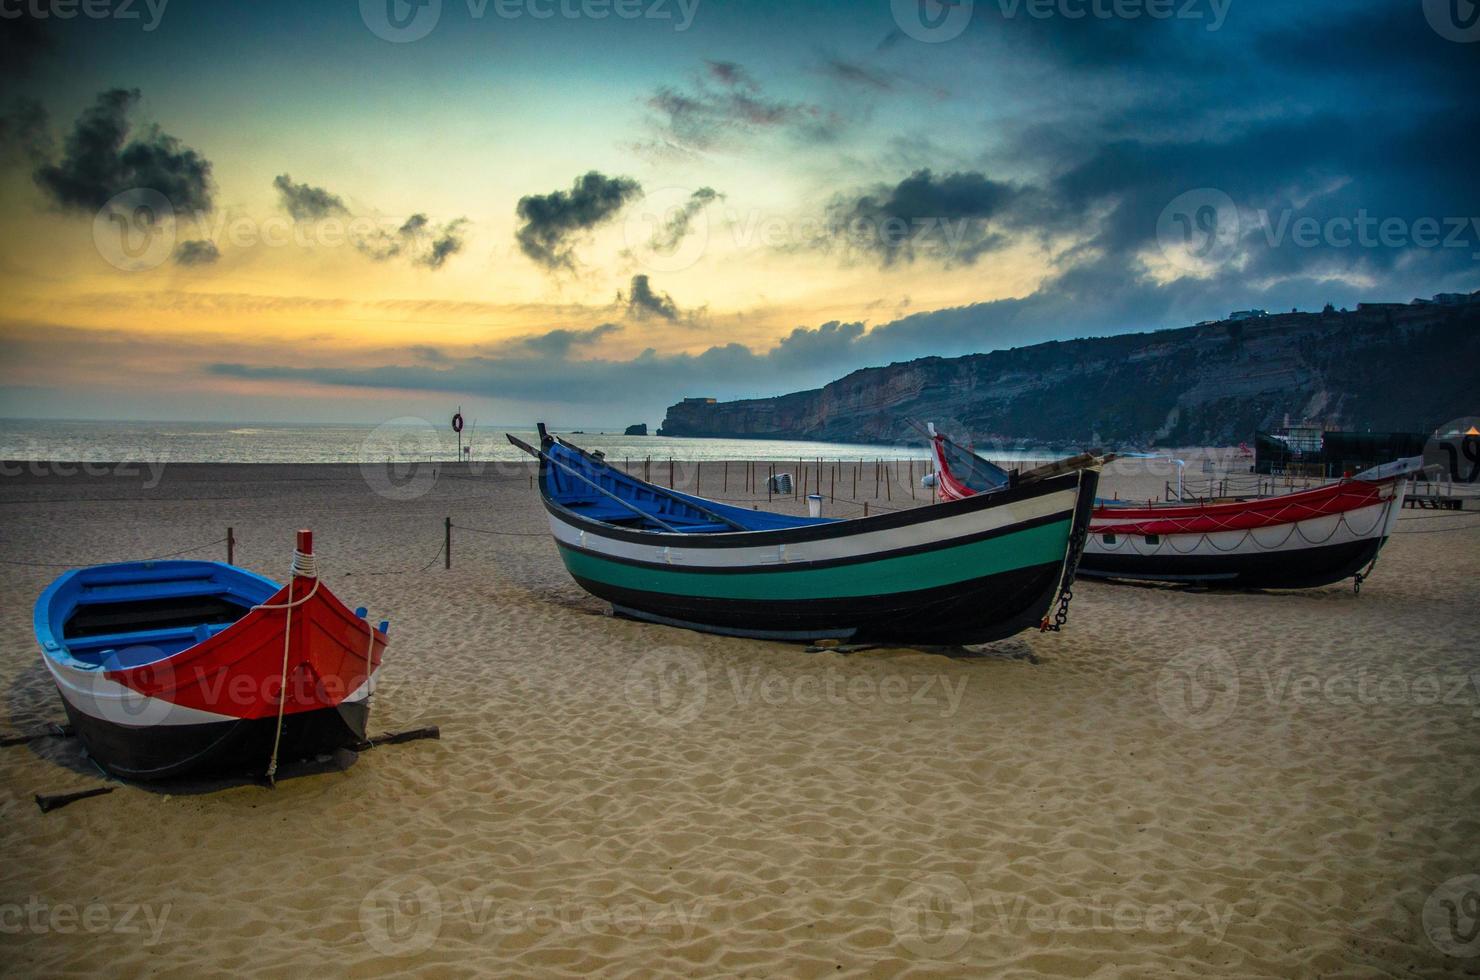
[33,531,388,781]
[509,425,1100,644]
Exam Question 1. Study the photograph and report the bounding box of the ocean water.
[0,419,961,465]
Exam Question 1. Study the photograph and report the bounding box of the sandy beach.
[2,454,1477,976]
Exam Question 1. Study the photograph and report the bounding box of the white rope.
[250,550,322,784]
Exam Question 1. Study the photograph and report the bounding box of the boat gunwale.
[537,465,1088,550]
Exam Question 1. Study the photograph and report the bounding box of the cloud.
[705,60,753,88]
[33,89,214,214]
[0,98,49,166]
[822,58,892,91]
[641,62,839,154]
[273,174,349,220]
[268,173,466,270]
[624,275,680,321]
[826,169,1023,266]
[174,240,220,266]
[505,322,622,357]
[515,171,642,270]
[422,218,467,269]
[646,186,721,253]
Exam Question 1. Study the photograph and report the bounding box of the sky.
[0,0,1476,428]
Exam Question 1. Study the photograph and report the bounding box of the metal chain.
[1041,521,1090,633]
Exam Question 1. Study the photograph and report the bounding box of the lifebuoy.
[451,412,464,434]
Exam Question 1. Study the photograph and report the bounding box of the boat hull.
[1078,535,1386,588]
[546,469,1098,645]
[1079,482,1406,588]
[35,559,386,782]
[57,694,369,782]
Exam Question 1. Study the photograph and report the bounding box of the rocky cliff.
[658,303,1478,448]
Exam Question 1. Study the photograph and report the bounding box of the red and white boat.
[34,531,388,781]
[926,425,1417,589]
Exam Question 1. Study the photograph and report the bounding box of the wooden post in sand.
[226,527,235,565]
[723,460,728,492]
[444,517,451,570]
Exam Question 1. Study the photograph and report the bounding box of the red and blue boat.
[34,531,387,781]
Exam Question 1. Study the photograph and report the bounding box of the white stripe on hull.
[43,655,379,728]
[1085,494,1401,561]
[550,486,1081,569]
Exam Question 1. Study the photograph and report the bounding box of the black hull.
[582,559,1065,646]
[59,698,370,782]
[1077,536,1385,590]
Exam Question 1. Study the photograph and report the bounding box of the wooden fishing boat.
[33,531,387,782]
[925,425,1417,589]
[509,425,1100,644]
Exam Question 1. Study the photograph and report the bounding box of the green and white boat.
[509,425,1100,645]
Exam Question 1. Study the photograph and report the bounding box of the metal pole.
[226,527,234,565]
[444,516,451,570]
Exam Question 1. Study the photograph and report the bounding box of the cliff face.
[658,304,1479,447]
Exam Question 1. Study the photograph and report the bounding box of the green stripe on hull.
[558,519,1072,601]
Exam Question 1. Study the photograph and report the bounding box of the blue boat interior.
[542,437,838,535]
[35,561,282,671]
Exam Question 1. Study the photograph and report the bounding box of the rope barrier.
[0,537,229,567]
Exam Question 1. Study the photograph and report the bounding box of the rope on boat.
[249,550,322,785]
[1091,497,1397,558]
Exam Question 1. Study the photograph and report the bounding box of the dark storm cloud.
[826,169,1024,266]
[174,239,220,266]
[625,275,680,321]
[33,89,213,214]
[515,171,643,270]
[273,174,349,221]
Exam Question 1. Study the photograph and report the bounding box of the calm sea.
[0,419,967,465]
